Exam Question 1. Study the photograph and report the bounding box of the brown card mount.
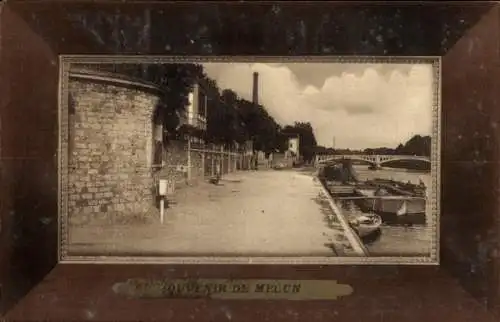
[1,1,499,321]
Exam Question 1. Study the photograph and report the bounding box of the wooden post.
[187,136,192,182]
[221,145,224,174]
[211,153,214,176]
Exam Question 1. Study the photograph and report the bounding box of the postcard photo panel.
[58,56,440,265]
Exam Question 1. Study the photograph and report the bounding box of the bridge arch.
[316,155,377,166]
[315,154,431,168]
[341,156,377,166]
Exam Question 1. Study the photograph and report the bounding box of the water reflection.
[360,228,382,245]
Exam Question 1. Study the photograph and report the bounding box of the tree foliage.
[363,135,431,156]
[396,135,431,156]
[147,63,204,136]
[236,97,282,153]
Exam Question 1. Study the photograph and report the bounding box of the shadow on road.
[222,179,243,183]
[323,242,338,255]
[312,194,351,256]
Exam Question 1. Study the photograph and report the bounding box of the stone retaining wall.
[66,68,245,225]
[160,140,188,187]
[68,74,161,224]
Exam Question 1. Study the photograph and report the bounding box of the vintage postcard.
[58,56,440,264]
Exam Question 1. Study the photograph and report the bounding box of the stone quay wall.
[67,70,162,225]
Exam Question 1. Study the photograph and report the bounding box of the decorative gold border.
[58,55,441,265]
[58,57,71,262]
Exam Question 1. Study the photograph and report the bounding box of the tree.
[204,87,249,148]
[400,135,431,156]
[363,135,431,156]
[204,79,226,145]
[234,97,282,154]
[145,63,204,136]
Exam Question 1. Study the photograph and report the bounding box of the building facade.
[288,137,300,156]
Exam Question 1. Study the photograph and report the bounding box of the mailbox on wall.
[159,179,175,196]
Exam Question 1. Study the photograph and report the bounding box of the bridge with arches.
[314,154,431,169]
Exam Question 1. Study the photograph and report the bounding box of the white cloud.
[202,62,434,150]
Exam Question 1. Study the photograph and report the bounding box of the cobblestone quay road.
[69,169,351,257]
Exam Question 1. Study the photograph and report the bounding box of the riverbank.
[316,181,369,256]
[327,165,433,256]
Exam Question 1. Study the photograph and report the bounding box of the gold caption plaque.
[113,279,354,300]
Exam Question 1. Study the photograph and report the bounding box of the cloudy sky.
[202,62,434,150]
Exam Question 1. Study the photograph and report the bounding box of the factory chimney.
[252,72,259,105]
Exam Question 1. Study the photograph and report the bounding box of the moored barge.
[354,187,426,225]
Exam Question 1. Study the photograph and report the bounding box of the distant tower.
[252,72,259,105]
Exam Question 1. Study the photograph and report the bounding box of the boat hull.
[354,197,426,225]
[353,222,381,238]
[383,212,426,225]
[350,215,383,238]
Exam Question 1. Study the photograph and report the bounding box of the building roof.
[68,67,165,95]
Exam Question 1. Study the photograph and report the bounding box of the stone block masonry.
[190,150,204,182]
[68,75,161,224]
[156,141,238,188]
[158,140,188,187]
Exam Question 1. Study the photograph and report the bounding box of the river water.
[337,165,434,256]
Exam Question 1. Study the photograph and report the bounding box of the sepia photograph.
[59,56,440,264]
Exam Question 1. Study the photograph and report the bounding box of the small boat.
[349,214,382,238]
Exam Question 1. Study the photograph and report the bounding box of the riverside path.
[68,169,362,257]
